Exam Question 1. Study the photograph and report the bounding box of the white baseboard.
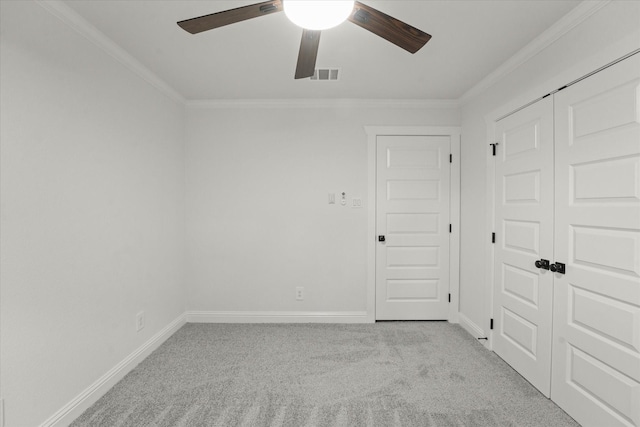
[186,310,370,324]
[458,312,490,348]
[40,313,187,427]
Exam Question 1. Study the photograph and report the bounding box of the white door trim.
[483,118,498,350]
[365,126,461,323]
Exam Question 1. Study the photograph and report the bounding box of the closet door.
[551,53,640,427]
[493,97,555,396]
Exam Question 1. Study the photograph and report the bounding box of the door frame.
[365,126,461,323]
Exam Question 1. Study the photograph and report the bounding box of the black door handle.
[550,262,565,274]
[535,259,550,270]
[378,235,385,242]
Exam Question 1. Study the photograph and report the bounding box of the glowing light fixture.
[283,0,355,31]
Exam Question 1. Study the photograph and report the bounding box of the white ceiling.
[63,0,582,100]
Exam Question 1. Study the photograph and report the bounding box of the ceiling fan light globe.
[283,0,355,31]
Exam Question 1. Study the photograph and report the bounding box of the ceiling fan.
[177,1,431,79]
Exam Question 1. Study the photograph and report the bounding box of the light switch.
[352,198,362,208]
[328,193,335,204]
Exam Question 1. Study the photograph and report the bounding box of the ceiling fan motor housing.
[283,0,355,31]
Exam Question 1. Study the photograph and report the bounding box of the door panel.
[551,53,640,427]
[504,170,541,203]
[376,135,450,320]
[493,97,554,397]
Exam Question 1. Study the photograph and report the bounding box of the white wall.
[5,0,638,425]
[185,104,459,318]
[0,2,186,426]
[458,1,640,336]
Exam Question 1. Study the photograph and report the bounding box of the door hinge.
[492,232,495,243]
[490,143,498,156]
[490,319,494,330]
[449,154,452,163]
[448,293,451,303]
[449,224,452,233]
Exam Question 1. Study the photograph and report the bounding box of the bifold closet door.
[492,97,555,397]
[551,53,640,427]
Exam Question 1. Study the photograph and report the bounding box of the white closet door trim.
[484,120,498,350]
[365,126,461,323]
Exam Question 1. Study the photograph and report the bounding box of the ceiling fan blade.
[177,0,282,34]
[348,1,431,53]
[295,29,321,79]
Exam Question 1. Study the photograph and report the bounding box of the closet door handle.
[535,259,550,270]
[550,262,565,274]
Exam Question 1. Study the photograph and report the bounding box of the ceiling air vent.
[310,68,339,81]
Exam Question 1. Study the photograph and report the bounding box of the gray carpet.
[71,322,579,426]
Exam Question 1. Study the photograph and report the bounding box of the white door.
[376,135,450,320]
[492,97,555,396]
[551,54,640,427]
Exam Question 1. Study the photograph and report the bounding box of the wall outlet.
[136,311,145,332]
[295,287,304,301]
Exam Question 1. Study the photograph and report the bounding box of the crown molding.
[34,0,610,109]
[186,98,460,109]
[458,0,611,104]
[35,0,185,105]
